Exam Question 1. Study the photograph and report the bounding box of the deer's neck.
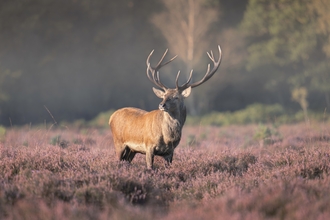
[161,106,186,144]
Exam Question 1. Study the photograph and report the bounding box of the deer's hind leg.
[113,140,127,161]
[122,147,136,162]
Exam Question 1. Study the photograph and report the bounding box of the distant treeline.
[0,0,329,126]
[51,103,328,130]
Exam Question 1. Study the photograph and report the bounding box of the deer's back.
[109,107,162,145]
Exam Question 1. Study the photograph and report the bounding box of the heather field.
[1,123,330,219]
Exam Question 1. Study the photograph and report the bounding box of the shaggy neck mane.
[161,104,186,143]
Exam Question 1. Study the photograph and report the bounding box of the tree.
[0,0,162,125]
[151,0,219,113]
[307,0,330,107]
[0,67,21,102]
[241,0,330,109]
[291,87,309,123]
[0,66,21,122]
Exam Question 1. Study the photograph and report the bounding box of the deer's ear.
[181,86,191,98]
[153,87,165,98]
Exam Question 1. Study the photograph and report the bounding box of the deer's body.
[109,46,222,169]
[109,103,186,168]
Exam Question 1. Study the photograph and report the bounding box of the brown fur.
[109,46,221,169]
[109,88,187,169]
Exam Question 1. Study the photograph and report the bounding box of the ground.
[1,122,330,219]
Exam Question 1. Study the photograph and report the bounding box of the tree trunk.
[186,0,197,114]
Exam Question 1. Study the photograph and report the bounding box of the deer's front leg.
[146,147,155,169]
[164,154,173,168]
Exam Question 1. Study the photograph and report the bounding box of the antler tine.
[178,45,222,91]
[146,63,166,89]
[155,49,178,68]
[146,49,154,67]
[207,50,215,62]
[156,71,166,88]
[177,69,193,90]
[146,49,177,90]
[175,71,181,89]
[160,54,178,67]
[155,49,168,67]
[146,63,153,82]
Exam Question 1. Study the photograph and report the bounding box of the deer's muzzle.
[159,103,166,111]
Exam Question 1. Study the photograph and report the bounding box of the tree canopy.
[241,0,330,107]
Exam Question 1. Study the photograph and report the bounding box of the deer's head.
[146,46,222,113]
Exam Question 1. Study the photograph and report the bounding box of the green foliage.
[50,104,330,129]
[49,135,61,146]
[187,103,329,126]
[0,66,21,102]
[49,135,69,148]
[291,87,309,123]
[88,110,114,128]
[241,0,317,68]
[0,125,6,141]
[253,124,281,146]
[187,103,285,126]
[292,87,308,109]
[186,134,200,147]
[241,0,330,108]
[60,110,114,129]
[253,124,272,141]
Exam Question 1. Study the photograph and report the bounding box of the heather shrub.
[1,123,330,219]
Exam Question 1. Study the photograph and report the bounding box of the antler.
[176,45,222,91]
[146,49,177,90]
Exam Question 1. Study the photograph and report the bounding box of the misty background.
[0,0,329,126]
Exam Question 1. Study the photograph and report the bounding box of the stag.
[109,46,222,169]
